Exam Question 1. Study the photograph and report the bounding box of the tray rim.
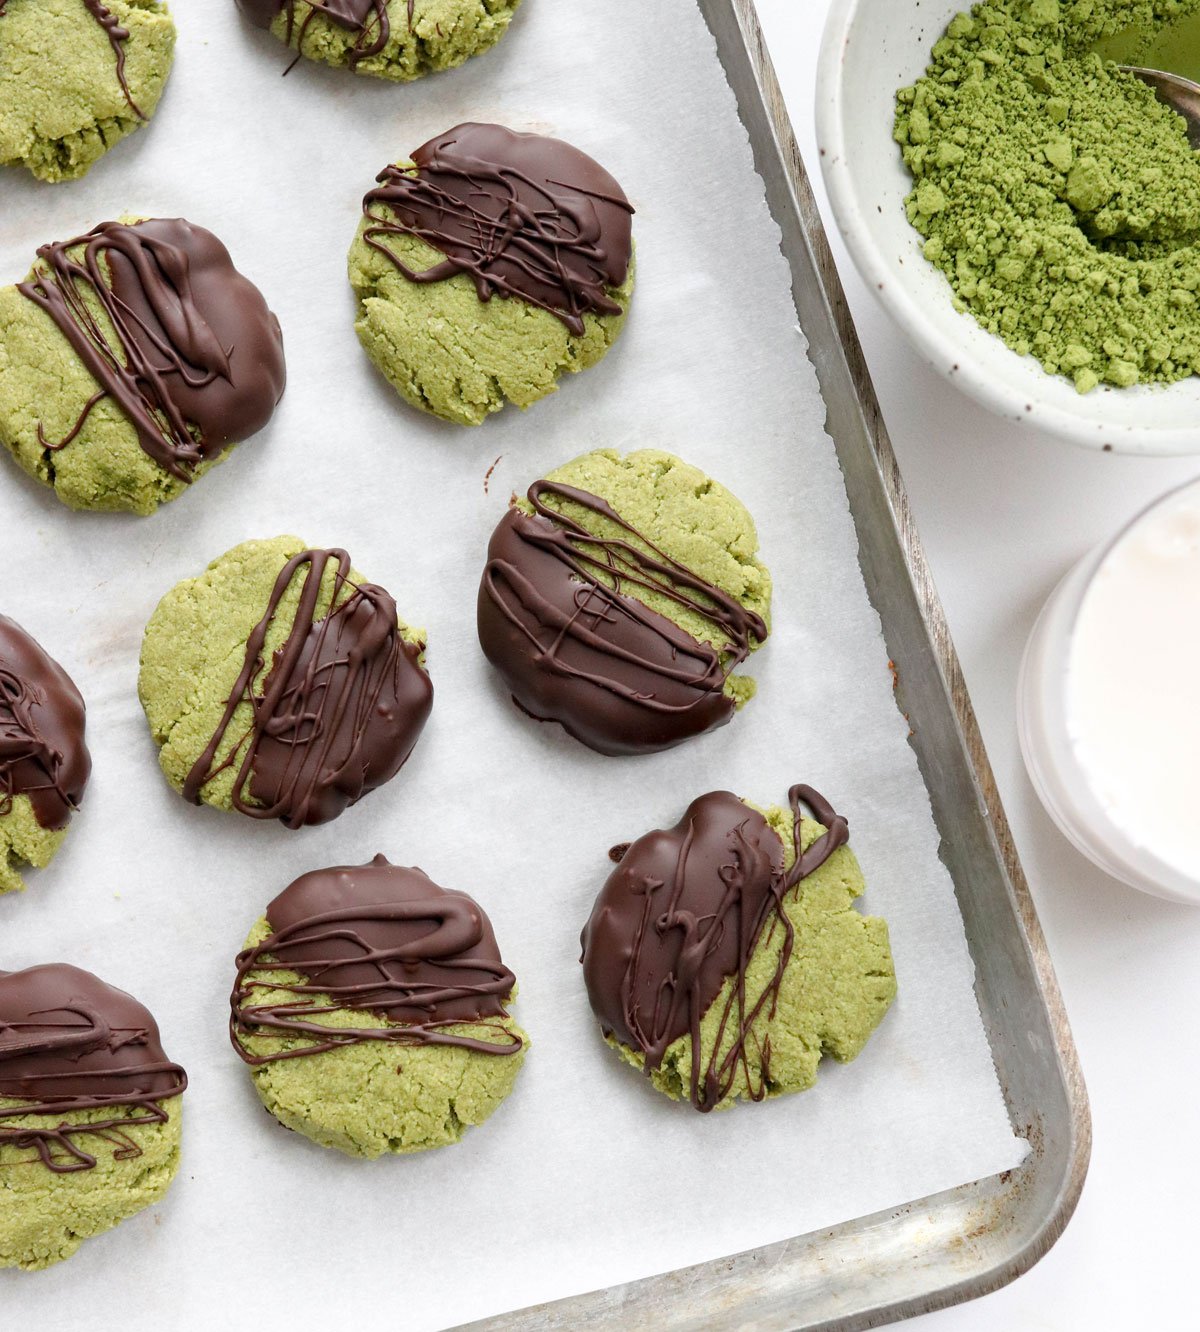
[461,2,1091,1327]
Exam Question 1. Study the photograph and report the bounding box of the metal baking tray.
[466,1,1092,1327]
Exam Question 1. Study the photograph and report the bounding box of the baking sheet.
[0,2,1027,1327]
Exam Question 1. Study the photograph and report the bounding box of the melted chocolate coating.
[236,0,395,64]
[0,964,186,1173]
[0,617,90,832]
[477,481,768,756]
[230,855,523,1064]
[363,122,634,335]
[183,549,433,829]
[580,786,849,1111]
[17,219,286,483]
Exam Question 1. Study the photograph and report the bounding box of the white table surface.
[754,2,1198,1330]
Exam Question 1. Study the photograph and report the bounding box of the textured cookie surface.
[0,964,186,1270]
[478,449,771,755]
[238,0,521,82]
[581,787,896,1111]
[0,0,176,182]
[139,537,433,828]
[0,217,286,515]
[348,122,634,425]
[0,616,90,894]
[231,856,527,1157]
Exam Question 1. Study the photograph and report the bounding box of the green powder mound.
[236,917,528,1158]
[530,448,771,710]
[0,796,67,896]
[0,217,221,516]
[0,0,175,183]
[347,201,634,426]
[895,0,1200,393]
[0,1099,182,1270]
[138,536,427,813]
[263,0,521,81]
[613,800,896,1111]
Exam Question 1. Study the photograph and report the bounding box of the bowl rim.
[814,0,1200,457]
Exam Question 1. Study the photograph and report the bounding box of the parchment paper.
[0,2,1027,1327]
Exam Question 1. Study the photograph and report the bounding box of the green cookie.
[0,963,186,1271]
[138,537,433,829]
[243,0,521,82]
[0,0,175,182]
[478,449,771,756]
[0,1101,182,1269]
[0,216,286,516]
[230,857,528,1157]
[347,122,635,426]
[581,788,897,1111]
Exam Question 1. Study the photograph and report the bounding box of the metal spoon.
[1121,66,1200,149]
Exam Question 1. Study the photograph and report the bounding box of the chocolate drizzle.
[477,481,768,756]
[231,855,523,1066]
[17,219,285,484]
[580,786,849,1111]
[236,0,392,65]
[182,548,433,829]
[81,0,144,119]
[0,618,90,832]
[0,965,186,1174]
[363,122,634,335]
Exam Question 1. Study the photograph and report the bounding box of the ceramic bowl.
[815,0,1200,455]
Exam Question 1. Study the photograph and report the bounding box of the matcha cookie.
[477,449,770,756]
[0,616,91,895]
[581,786,896,1112]
[0,1,175,182]
[139,537,433,828]
[348,122,635,426]
[0,217,287,516]
[0,963,186,1270]
[230,854,527,1157]
[236,0,521,81]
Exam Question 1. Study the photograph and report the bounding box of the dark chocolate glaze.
[236,0,393,65]
[230,855,523,1065]
[183,549,433,830]
[580,786,849,1111]
[17,218,286,484]
[81,0,144,118]
[0,964,186,1173]
[363,122,634,335]
[477,481,768,756]
[0,617,90,833]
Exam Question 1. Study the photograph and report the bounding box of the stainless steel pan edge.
[461,3,1091,1327]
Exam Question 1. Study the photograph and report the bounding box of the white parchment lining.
[0,2,1026,1327]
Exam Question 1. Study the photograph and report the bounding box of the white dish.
[815,0,1200,456]
[1018,476,1200,904]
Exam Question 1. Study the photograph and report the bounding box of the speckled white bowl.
[816,0,1200,455]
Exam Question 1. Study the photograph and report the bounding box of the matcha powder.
[895,0,1200,393]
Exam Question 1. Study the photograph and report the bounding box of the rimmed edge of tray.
[458,3,1092,1327]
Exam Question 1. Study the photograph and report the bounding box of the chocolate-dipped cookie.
[237,0,522,83]
[230,855,527,1156]
[0,617,90,894]
[580,785,896,1112]
[0,217,286,515]
[477,449,770,755]
[138,538,433,828]
[347,122,635,425]
[0,1,176,182]
[0,964,186,1269]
